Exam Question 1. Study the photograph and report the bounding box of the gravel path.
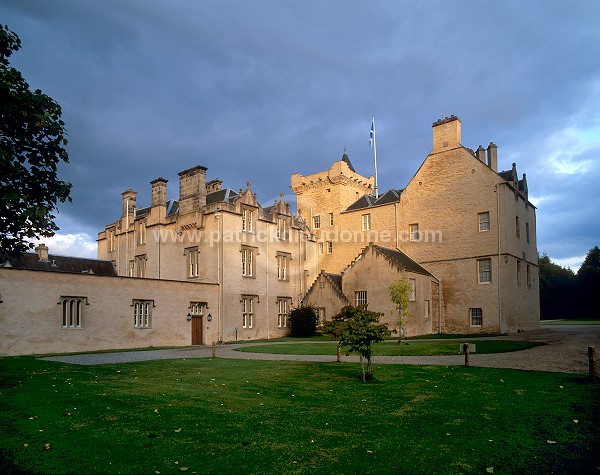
[41,325,600,375]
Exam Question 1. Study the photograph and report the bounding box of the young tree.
[1,25,72,255]
[324,306,390,381]
[288,303,319,337]
[389,279,413,339]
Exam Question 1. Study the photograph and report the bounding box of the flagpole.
[371,115,379,199]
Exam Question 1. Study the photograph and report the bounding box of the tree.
[323,306,390,381]
[1,25,72,255]
[538,253,576,319]
[389,279,413,339]
[288,304,318,337]
[576,246,600,318]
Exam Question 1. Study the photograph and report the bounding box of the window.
[408,278,416,301]
[186,247,199,278]
[277,298,291,328]
[135,255,147,278]
[527,264,531,288]
[128,260,134,277]
[190,302,206,316]
[277,218,288,240]
[133,300,153,328]
[242,297,254,328]
[313,215,321,229]
[478,212,490,231]
[326,241,333,254]
[277,253,290,281]
[108,229,116,252]
[355,290,368,307]
[319,242,324,255]
[409,223,419,241]
[138,221,147,245]
[478,258,492,284]
[526,222,530,243]
[61,297,85,329]
[241,246,256,277]
[516,216,520,238]
[242,207,254,232]
[470,308,483,327]
[517,260,522,286]
[362,214,371,231]
[329,213,334,226]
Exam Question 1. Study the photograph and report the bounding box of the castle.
[0,116,539,356]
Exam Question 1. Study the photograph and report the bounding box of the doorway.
[192,316,203,345]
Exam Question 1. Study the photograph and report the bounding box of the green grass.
[541,319,600,325]
[235,340,544,356]
[0,357,598,474]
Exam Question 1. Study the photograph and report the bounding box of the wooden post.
[336,344,341,363]
[589,346,596,379]
[463,343,470,367]
[212,341,216,358]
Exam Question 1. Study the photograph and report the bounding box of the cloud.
[30,233,97,259]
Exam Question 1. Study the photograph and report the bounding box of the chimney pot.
[35,243,49,261]
[486,142,498,172]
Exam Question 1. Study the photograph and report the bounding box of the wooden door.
[192,316,203,345]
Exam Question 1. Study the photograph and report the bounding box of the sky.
[3,0,599,271]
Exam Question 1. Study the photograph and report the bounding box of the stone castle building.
[97,166,318,345]
[296,115,539,334]
[0,115,539,356]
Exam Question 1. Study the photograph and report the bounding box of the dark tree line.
[539,246,600,319]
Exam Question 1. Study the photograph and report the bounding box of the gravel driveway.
[41,325,600,375]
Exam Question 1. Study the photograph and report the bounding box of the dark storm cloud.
[3,0,599,267]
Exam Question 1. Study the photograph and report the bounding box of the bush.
[288,304,318,337]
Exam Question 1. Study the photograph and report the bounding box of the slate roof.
[341,150,355,172]
[0,252,118,276]
[206,188,238,206]
[344,188,402,212]
[372,245,434,277]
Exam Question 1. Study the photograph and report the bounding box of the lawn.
[0,357,598,475]
[235,340,544,356]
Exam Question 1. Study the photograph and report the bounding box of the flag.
[369,116,375,147]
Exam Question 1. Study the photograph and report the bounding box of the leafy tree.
[323,306,390,381]
[1,25,72,255]
[576,246,600,318]
[538,253,576,319]
[288,303,318,337]
[389,278,413,339]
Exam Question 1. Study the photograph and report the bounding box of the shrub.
[288,304,318,337]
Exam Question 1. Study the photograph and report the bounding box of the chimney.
[476,145,486,162]
[178,165,208,215]
[206,178,223,194]
[150,177,168,207]
[35,243,49,261]
[121,189,137,217]
[486,142,498,172]
[432,115,461,152]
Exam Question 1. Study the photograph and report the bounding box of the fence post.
[589,346,596,379]
[463,343,470,367]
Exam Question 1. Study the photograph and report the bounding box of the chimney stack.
[486,142,498,172]
[150,177,168,207]
[432,115,461,152]
[121,189,137,217]
[206,178,223,194]
[178,165,208,215]
[35,243,49,261]
[476,145,486,162]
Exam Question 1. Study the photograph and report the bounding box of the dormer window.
[242,207,254,233]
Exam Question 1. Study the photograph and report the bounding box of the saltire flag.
[369,117,375,147]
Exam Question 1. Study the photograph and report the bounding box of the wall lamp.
[207,313,213,322]
[186,313,192,321]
